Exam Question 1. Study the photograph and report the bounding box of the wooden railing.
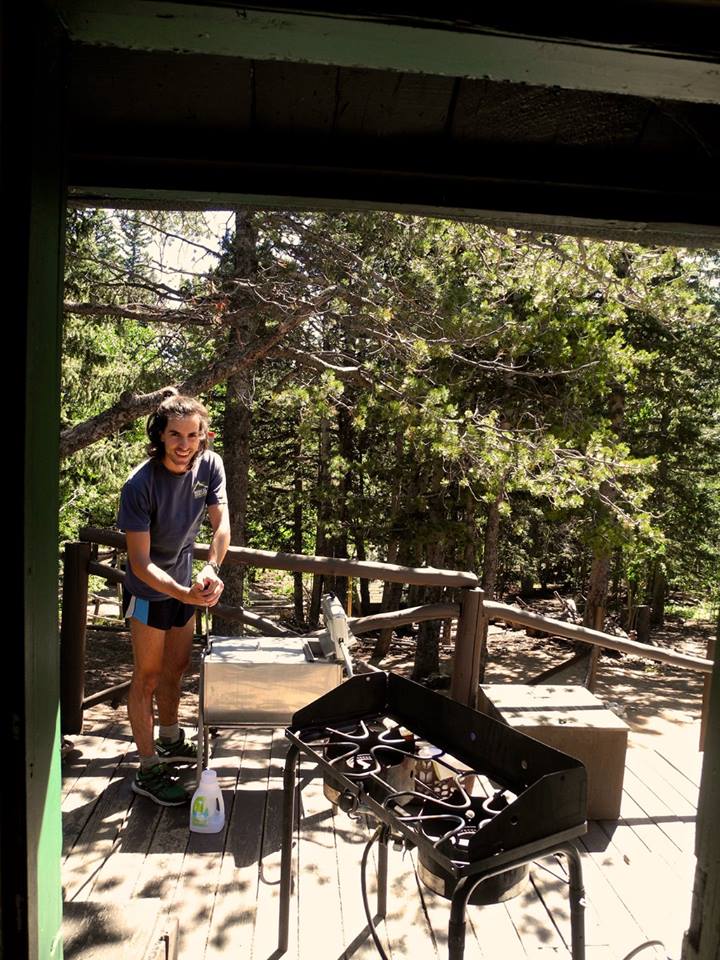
[60,528,714,736]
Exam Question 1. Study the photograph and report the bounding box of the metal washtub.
[197,595,351,775]
[201,635,344,726]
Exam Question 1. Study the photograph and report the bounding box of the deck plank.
[466,900,527,960]
[620,766,696,861]
[586,816,692,958]
[503,862,567,957]
[60,724,703,960]
[375,836,439,958]
[576,832,650,959]
[296,763,347,960]
[204,728,275,960]
[332,813,394,959]
[170,729,246,959]
[63,750,139,901]
[626,744,699,813]
[62,723,123,801]
[253,730,301,960]
[62,729,133,857]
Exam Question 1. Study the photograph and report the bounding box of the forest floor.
[81,589,714,757]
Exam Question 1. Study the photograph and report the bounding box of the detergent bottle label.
[191,795,209,826]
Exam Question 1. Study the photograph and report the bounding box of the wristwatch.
[207,561,221,574]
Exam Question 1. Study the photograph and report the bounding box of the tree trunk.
[583,545,611,689]
[481,484,505,599]
[308,417,331,627]
[354,535,371,615]
[477,488,504,681]
[412,465,444,681]
[292,438,304,623]
[583,492,611,630]
[583,386,625,688]
[412,609,441,681]
[463,487,477,573]
[611,547,623,614]
[371,539,406,664]
[373,429,410,660]
[650,562,666,626]
[216,210,258,633]
[324,404,352,610]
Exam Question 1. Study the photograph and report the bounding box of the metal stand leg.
[196,651,208,786]
[195,717,204,787]
[377,826,389,920]
[278,744,300,956]
[446,841,586,960]
[448,876,474,960]
[558,842,586,960]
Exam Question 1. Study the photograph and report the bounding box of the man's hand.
[188,563,224,607]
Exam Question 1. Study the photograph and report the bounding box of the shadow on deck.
[61,722,701,960]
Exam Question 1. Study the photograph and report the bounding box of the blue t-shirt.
[117,450,227,601]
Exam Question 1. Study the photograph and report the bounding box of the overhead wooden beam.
[68,182,720,249]
[57,1,720,104]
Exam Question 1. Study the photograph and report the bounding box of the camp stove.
[277,671,588,960]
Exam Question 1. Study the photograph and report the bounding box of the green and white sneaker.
[132,763,189,806]
[155,729,198,765]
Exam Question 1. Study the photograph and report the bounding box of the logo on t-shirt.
[193,481,209,500]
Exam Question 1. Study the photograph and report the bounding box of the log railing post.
[450,588,486,708]
[60,541,91,734]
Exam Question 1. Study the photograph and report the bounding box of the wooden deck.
[62,722,702,960]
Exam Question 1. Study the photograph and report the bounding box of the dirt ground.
[81,599,714,759]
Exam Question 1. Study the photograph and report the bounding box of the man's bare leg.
[155,615,194,728]
[128,619,167,759]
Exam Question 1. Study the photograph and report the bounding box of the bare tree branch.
[64,301,216,326]
[60,286,338,459]
[270,346,374,386]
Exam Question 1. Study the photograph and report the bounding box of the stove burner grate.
[278,671,588,959]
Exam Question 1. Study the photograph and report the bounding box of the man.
[118,394,230,805]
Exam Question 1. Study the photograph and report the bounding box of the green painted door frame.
[2,5,718,960]
[3,5,66,958]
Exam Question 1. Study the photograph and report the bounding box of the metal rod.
[448,876,472,960]
[81,679,130,709]
[558,841,586,960]
[278,744,300,956]
[377,826,389,920]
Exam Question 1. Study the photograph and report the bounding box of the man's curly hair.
[146,394,209,464]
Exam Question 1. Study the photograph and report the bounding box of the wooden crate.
[478,684,629,820]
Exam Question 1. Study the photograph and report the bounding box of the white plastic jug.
[189,769,225,833]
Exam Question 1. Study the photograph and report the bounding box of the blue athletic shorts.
[122,586,195,630]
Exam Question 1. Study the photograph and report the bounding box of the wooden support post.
[450,588,486,709]
[683,641,720,960]
[700,635,715,752]
[60,541,91,735]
